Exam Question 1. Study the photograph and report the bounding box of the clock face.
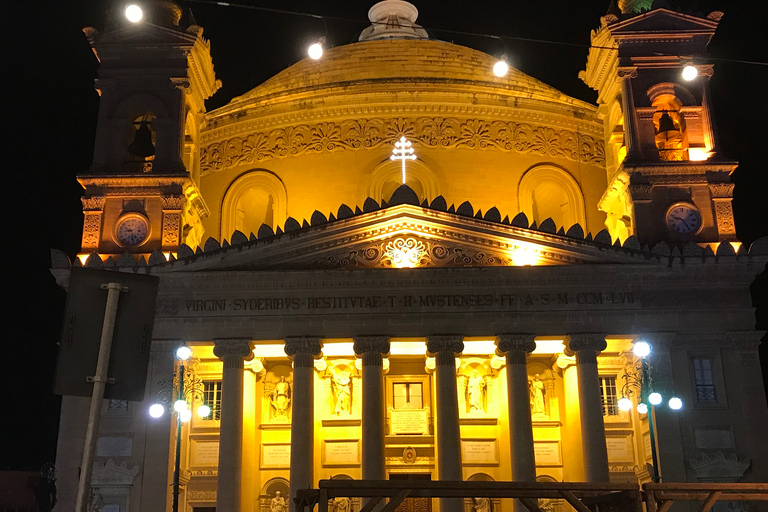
[665,204,702,234]
[116,215,149,246]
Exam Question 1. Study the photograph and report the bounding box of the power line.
[183,0,768,67]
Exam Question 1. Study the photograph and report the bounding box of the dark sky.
[3,0,766,471]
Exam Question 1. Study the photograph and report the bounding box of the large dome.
[198,37,607,248]
[206,39,593,122]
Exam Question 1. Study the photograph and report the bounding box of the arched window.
[647,83,692,161]
[518,166,586,231]
[125,113,156,172]
[363,158,439,204]
[221,170,287,238]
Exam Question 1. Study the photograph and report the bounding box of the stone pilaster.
[213,338,253,512]
[426,335,464,512]
[617,67,643,161]
[161,195,183,251]
[81,196,106,251]
[566,334,609,483]
[285,337,323,512]
[354,336,390,481]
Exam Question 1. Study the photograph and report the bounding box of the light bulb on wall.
[125,4,143,22]
[197,404,211,418]
[668,396,683,410]
[308,37,326,60]
[618,397,633,411]
[682,65,698,81]
[149,403,164,418]
[175,346,192,361]
[648,392,663,405]
[180,409,192,423]
[173,399,187,413]
[493,56,509,77]
[637,402,648,414]
[632,340,651,358]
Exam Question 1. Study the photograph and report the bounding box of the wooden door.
[389,474,432,512]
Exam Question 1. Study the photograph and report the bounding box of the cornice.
[202,102,603,143]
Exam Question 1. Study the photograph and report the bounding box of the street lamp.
[620,340,683,482]
[148,346,210,512]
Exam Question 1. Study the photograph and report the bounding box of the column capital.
[426,335,464,356]
[565,334,607,354]
[213,338,254,360]
[353,336,390,356]
[284,337,323,358]
[495,334,536,354]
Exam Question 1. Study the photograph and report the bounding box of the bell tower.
[78,1,219,262]
[581,6,737,249]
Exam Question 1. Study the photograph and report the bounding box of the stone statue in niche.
[332,371,352,416]
[270,491,287,512]
[529,374,546,417]
[270,376,292,420]
[467,370,486,413]
[331,496,351,512]
[472,497,491,512]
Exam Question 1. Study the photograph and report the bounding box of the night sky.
[3,0,766,471]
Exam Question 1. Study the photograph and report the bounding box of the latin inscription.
[176,291,636,316]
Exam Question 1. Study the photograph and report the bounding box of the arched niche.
[364,158,439,204]
[465,474,497,512]
[221,170,287,238]
[647,84,690,161]
[107,93,173,172]
[518,165,586,231]
[608,98,626,168]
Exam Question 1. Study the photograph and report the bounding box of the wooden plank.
[557,490,593,512]
[379,490,412,512]
[644,491,658,512]
[518,497,543,512]
[358,496,384,512]
[644,483,768,492]
[698,492,722,512]
[319,490,328,512]
[658,500,674,512]
[650,493,768,501]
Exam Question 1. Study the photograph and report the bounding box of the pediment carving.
[305,236,513,269]
[610,9,719,35]
[91,459,141,487]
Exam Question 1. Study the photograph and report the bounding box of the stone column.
[214,338,254,512]
[285,337,323,512]
[617,67,643,161]
[690,65,718,157]
[426,336,464,512]
[353,336,390,480]
[495,335,537,482]
[566,334,610,483]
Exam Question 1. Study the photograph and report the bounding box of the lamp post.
[618,340,683,483]
[148,346,210,512]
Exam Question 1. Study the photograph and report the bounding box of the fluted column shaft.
[354,337,390,480]
[214,338,253,512]
[567,334,610,483]
[427,336,464,512]
[700,69,721,156]
[285,337,323,512]
[618,68,643,161]
[496,335,537,482]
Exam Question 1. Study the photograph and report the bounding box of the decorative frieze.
[199,117,606,175]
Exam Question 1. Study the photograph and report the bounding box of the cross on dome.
[390,136,417,184]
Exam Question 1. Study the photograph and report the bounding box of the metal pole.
[74,282,126,512]
[172,362,185,512]
[642,358,662,482]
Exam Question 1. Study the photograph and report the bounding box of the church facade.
[52,2,768,512]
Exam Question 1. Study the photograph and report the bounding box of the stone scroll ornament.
[200,117,606,174]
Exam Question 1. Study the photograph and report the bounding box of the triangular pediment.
[96,22,198,47]
[163,195,653,272]
[610,9,719,35]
